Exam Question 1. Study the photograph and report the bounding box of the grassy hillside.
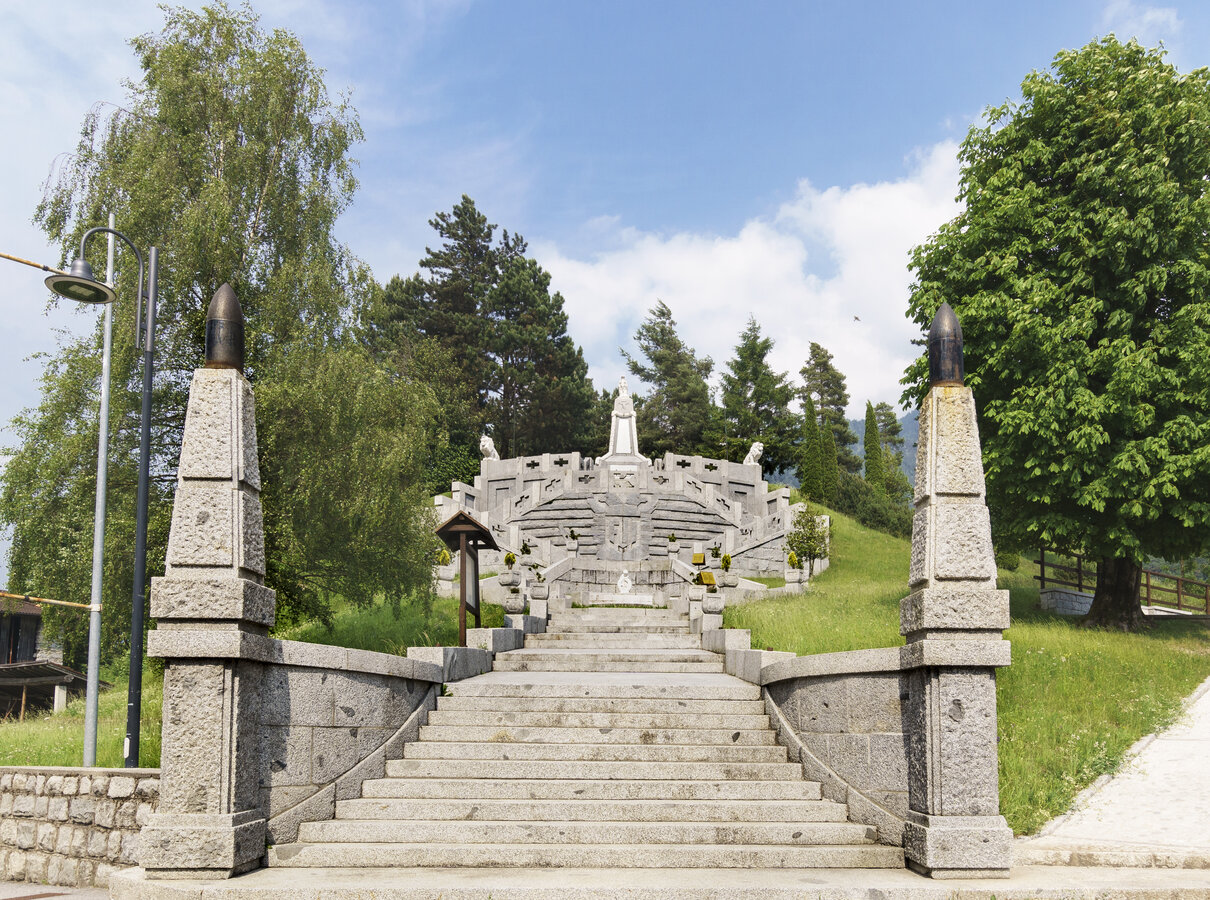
[725,506,1210,835]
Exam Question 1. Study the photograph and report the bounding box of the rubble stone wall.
[0,766,159,888]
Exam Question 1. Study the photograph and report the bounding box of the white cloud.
[536,141,962,419]
[1099,1,1184,49]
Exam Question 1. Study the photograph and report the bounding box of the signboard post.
[435,511,498,647]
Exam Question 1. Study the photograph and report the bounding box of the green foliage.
[371,197,594,460]
[873,401,905,466]
[795,395,823,502]
[786,551,800,571]
[835,470,911,538]
[721,553,732,572]
[256,345,443,625]
[623,300,715,456]
[904,38,1210,627]
[862,401,885,492]
[5,1,366,663]
[503,552,516,569]
[718,317,799,473]
[800,342,860,472]
[0,670,162,768]
[819,427,840,506]
[725,508,1210,835]
[785,505,829,576]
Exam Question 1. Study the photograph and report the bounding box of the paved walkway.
[1017,674,1210,867]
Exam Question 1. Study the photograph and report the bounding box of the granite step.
[547,622,691,634]
[426,710,772,730]
[445,679,759,702]
[417,725,776,745]
[333,797,846,822]
[385,758,803,781]
[433,696,767,716]
[493,658,725,673]
[523,634,703,649]
[499,649,718,663]
[401,740,787,764]
[268,842,905,869]
[359,778,822,802]
[297,819,876,846]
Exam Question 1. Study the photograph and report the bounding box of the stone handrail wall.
[255,639,446,845]
[0,766,160,888]
[759,649,910,846]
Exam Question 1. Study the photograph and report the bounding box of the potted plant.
[667,533,679,559]
[566,529,579,554]
[531,570,549,601]
[786,551,802,584]
[500,551,521,587]
[720,553,737,587]
[435,547,455,582]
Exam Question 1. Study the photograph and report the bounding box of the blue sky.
[1,0,1207,577]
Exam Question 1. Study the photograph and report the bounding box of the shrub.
[836,470,911,538]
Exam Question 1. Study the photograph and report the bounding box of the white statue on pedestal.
[743,441,764,467]
[479,435,500,460]
[617,568,633,594]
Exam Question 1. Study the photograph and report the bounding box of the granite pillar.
[899,303,1012,878]
[140,285,273,879]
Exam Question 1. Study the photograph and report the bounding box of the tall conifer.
[796,396,822,501]
[863,401,885,493]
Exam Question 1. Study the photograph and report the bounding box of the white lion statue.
[743,441,764,467]
[479,435,500,461]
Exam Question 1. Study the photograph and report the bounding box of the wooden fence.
[1036,549,1210,615]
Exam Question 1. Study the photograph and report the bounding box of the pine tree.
[863,401,885,492]
[796,395,822,501]
[718,317,800,474]
[873,401,905,465]
[800,342,860,472]
[622,300,714,456]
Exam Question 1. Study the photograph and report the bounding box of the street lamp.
[47,226,159,769]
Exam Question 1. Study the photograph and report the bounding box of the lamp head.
[44,258,116,305]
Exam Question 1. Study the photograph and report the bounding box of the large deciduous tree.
[621,300,714,457]
[718,318,800,474]
[904,37,1210,631]
[3,2,444,663]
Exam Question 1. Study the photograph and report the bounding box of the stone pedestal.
[141,362,274,880]
[899,383,1012,878]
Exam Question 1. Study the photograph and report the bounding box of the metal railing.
[1036,550,1210,615]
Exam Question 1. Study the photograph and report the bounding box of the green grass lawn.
[0,668,162,769]
[724,506,1210,834]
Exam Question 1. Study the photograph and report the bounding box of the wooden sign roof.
[435,510,499,553]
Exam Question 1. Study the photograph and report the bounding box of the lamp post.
[0,232,118,766]
[47,227,159,769]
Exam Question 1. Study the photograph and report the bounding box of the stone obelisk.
[140,284,274,879]
[899,302,1013,878]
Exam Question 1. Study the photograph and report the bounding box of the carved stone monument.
[139,285,272,879]
[899,302,1012,877]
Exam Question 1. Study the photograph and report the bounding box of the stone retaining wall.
[1040,587,1093,616]
[0,766,159,888]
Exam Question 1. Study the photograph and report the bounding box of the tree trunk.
[1083,555,1146,631]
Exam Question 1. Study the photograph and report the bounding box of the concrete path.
[1017,674,1210,867]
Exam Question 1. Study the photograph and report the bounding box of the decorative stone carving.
[743,441,763,466]
[617,569,633,595]
[479,435,500,460]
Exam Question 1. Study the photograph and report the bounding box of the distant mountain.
[849,409,919,485]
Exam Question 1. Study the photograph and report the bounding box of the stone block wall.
[254,640,442,845]
[0,766,159,888]
[759,649,910,846]
[1040,588,1093,616]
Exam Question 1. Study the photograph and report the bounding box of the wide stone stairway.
[268,606,903,870]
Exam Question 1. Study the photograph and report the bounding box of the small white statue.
[479,435,500,461]
[743,441,764,467]
[617,568,633,595]
[614,376,635,417]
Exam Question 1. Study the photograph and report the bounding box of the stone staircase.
[268,606,903,870]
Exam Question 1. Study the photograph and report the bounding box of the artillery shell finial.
[204,283,244,372]
[927,302,964,386]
